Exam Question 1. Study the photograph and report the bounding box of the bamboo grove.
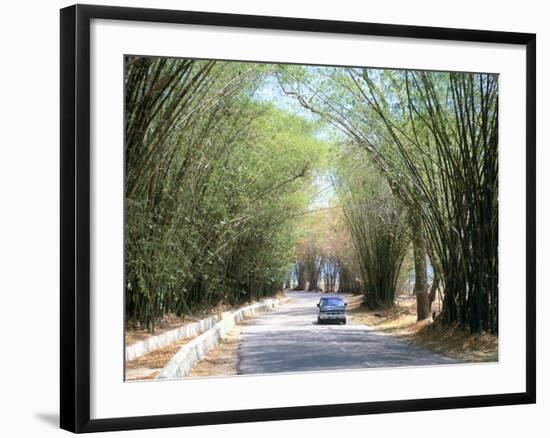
[125,57,325,330]
[290,158,410,310]
[125,56,499,335]
[337,156,410,310]
[278,66,499,333]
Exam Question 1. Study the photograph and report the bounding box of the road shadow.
[238,326,460,375]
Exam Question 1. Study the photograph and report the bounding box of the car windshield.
[320,298,344,307]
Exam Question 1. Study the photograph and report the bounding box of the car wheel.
[342,319,347,325]
[317,318,322,325]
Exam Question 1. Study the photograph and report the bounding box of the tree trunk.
[295,261,306,290]
[410,208,430,321]
[429,273,439,308]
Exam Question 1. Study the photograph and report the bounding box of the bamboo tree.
[336,156,410,308]
[125,57,327,329]
[277,65,498,332]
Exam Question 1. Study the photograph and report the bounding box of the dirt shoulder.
[126,321,247,381]
[125,294,285,380]
[188,324,244,377]
[125,338,189,381]
[349,294,498,363]
[182,293,290,377]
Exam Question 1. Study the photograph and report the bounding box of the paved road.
[237,291,460,375]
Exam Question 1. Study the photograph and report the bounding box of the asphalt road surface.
[237,291,460,375]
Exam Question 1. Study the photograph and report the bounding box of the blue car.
[317,296,347,325]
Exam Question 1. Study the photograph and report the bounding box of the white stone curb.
[126,314,223,362]
[156,297,289,379]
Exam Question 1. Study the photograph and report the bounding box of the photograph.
[0,0,542,435]
[123,56,499,382]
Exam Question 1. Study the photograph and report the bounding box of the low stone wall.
[156,297,287,379]
[126,314,224,362]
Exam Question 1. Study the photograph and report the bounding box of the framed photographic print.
[60,4,536,433]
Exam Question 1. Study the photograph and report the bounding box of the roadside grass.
[411,319,498,363]
[126,313,193,346]
[349,293,498,363]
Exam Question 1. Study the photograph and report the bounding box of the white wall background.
[0,0,546,436]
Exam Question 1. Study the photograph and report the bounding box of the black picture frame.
[60,4,536,433]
